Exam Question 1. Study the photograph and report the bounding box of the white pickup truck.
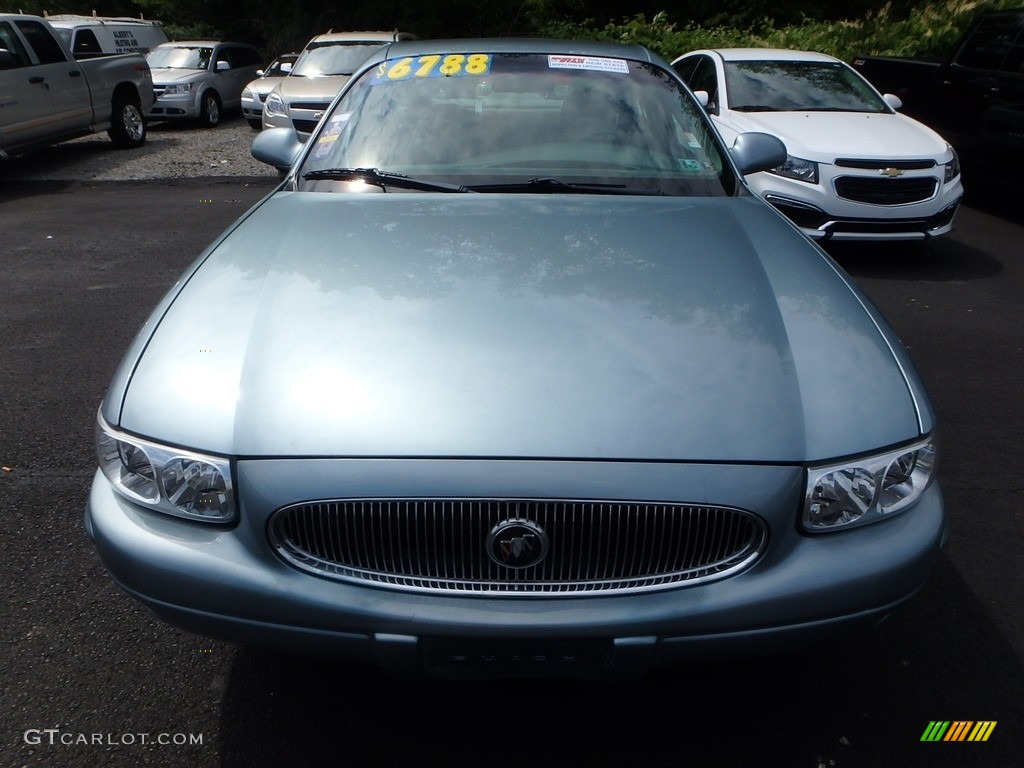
[0,13,154,159]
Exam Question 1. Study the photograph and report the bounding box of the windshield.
[265,55,296,76]
[292,42,389,77]
[297,51,734,197]
[724,60,888,112]
[147,45,212,70]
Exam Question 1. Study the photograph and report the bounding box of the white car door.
[0,19,59,151]
[13,18,91,131]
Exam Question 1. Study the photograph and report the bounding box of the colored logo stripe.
[920,721,996,742]
[968,722,997,742]
[945,721,973,741]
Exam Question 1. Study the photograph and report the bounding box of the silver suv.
[146,40,263,127]
[262,30,414,139]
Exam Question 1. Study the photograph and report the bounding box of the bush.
[536,0,1023,62]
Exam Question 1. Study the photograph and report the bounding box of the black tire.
[107,92,146,148]
[198,92,222,128]
[246,118,262,131]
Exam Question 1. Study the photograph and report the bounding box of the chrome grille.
[269,499,767,596]
[834,176,938,205]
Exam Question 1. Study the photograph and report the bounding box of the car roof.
[683,48,840,63]
[157,40,256,48]
[44,15,163,27]
[382,37,657,62]
[308,30,414,44]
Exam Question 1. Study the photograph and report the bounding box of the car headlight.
[95,411,235,523]
[241,86,253,100]
[802,436,937,532]
[163,83,193,95]
[263,92,286,117]
[943,146,960,183]
[769,155,819,184]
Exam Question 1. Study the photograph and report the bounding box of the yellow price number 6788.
[385,53,491,80]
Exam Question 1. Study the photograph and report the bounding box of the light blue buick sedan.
[86,38,947,680]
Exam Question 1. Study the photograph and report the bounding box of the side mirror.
[252,126,304,172]
[216,59,230,72]
[730,132,788,175]
[693,90,709,108]
[882,93,903,110]
[280,62,293,73]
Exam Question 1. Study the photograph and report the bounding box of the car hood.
[276,75,350,103]
[113,193,927,462]
[721,111,949,161]
[150,67,207,85]
[249,76,286,96]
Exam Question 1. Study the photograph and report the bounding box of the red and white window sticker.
[547,55,629,74]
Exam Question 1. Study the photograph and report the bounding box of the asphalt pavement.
[0,175,1021,768]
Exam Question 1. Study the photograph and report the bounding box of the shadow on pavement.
[217,557,1022,768]
[825,232,1002,283]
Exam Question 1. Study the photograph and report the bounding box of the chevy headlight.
[163,83,193,95]
[769,155,819,184]
[943,146,960,183]
[803,437,937,532]
[96,412,235,523]
[263,92,286,117]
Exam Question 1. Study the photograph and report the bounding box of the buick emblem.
[486,519,548,569]
[879,167,904,178]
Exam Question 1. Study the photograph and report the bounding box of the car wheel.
[199,92,222,128]
[246,118,262,131]
[107,93,146,148]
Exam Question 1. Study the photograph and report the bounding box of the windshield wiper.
[302,168,471,192]
[468,177,664,195]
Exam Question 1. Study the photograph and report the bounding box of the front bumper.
[85,458,947,680]
[750,168,964,242]
[241,100,261,122]
[146,90,201,120]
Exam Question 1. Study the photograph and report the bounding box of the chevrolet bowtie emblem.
[880,167,905,178]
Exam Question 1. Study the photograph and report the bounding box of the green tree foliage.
[535,0,1024,62]
[16,0,1022,62]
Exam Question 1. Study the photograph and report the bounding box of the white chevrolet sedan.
[671,48,963,242]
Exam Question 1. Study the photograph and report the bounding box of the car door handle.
[29,75,45,84]
[69,69,81,77]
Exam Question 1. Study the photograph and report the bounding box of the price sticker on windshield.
[547,55,629,74]
[373,54,492,83]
